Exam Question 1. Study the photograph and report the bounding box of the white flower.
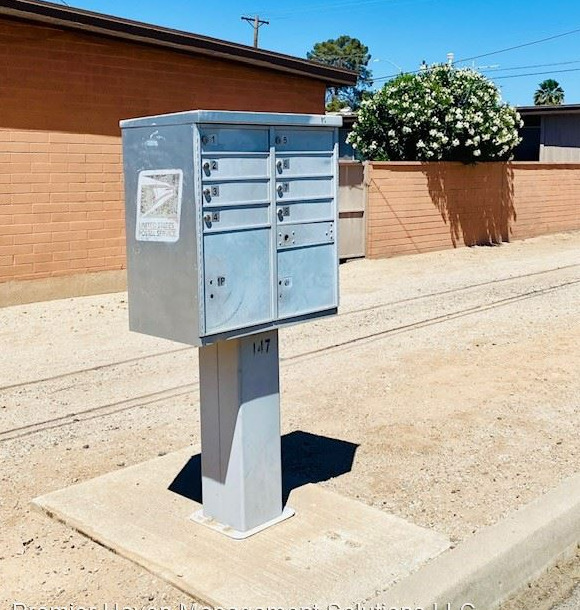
[473,149,481,156]
[452,138,460,146]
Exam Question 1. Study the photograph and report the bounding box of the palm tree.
[534,79,564,105]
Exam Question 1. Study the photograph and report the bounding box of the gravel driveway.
[2,230,580,606]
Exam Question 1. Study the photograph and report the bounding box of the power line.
[481,59,580,73]
[454,26,580,65]
[371,59,580,85]
[246,0,434,21]
[372,24,580,83]
[493,66,580,80]
[240,15,269,48]
[257,0,388,18]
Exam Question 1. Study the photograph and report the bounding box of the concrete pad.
[33,447,451,607]
[370,472,580,610]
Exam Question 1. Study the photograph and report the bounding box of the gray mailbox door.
[274,128,338,319]
[200,126,274,335]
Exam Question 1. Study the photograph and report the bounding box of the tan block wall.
[0,130,124,283]
[509,164,580,240]
[366,162,580,259]
[0,17,326,303]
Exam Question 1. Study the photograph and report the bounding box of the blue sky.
[58,0,580,106]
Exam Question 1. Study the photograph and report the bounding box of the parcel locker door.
[203,228,273,335]
[277,222,337,318]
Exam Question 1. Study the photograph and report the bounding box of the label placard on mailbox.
[136,169,183,242]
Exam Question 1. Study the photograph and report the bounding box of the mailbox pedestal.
[193,330,293,537]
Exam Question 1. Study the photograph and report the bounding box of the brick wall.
[0,17,326,302]
[0,130,123,282]
[366,162,580,259]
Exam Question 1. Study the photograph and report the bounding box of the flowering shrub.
[347,65,523,162]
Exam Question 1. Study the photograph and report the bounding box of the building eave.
[0,0,358,86]
[517,104,580,116]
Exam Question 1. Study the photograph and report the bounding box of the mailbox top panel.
[120,110,343,129]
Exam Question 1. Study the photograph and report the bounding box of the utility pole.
[241,15,269,48]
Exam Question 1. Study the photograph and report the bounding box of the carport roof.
[518,104,580,116]
[0,0,358,86]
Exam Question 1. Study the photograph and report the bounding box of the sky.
[53,0,580,106]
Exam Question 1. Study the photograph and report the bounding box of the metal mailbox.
[121,110,342,347]
[121,111,342,537]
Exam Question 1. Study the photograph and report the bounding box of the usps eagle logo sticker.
[136,169,184,242]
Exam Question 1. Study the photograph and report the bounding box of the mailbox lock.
[203,213,212,223]
[203,161,210,172]
[203,188,211,197]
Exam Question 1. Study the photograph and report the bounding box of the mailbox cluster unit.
[121,111,342,537]
[121,110,342,347]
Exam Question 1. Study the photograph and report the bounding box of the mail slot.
[202,204,270,232]
[121,110,341,346]
[276,199,333,224]
[276,176,333,201]
[202,179,270,206]
[274,128,334,152]
[199,127,269,152]
[275,154,333,177]
[201,154,269,180]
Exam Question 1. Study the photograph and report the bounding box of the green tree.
[307,35,372,110]
[347,64,522,162]
[534,79,564,105]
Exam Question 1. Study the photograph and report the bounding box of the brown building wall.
[0,17,326,303]
[366,162,580,259]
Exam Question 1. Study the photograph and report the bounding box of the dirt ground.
[501,547,580,610]
[2,230,580,607]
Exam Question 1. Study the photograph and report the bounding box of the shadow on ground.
[168,430,359,506]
